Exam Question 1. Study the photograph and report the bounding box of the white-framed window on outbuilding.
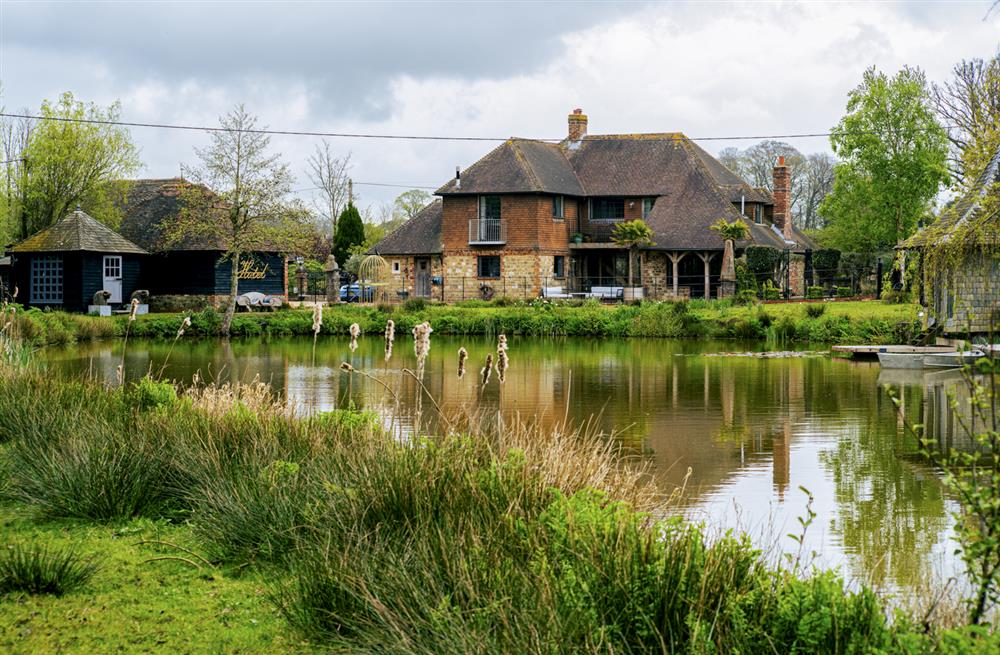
[30,255,63,304]
[392,261,400,273]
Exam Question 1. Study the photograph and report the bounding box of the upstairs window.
[478,195,501,221]
[477,255,501,278]
[552,195,564,220]
[591,197,625,221]
[642,197,656,219]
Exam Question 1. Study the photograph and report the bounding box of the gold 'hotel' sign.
[238,260,269,280]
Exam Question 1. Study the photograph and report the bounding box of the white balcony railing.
[469,218,506,244]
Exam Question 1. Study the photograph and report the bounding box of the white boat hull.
[877,352,926,369]
[923,351,985,368]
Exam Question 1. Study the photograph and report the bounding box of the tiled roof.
[118,178,228,251]
[437,140,583,196]
[369,199,443,255]
[904,141,1000,248]
[420,130,814,252]
[10,209,146,254]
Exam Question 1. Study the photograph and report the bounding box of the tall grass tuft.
[0,542,100,596]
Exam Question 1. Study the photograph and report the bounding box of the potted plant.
[610,219,655,302]
[571,232,584,244]
[710,218,751,299]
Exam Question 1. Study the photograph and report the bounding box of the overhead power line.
[0,111,955,144]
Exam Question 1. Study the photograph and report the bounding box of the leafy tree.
[820,66,949,254]
[392,188,432,221]
[332,201,365,268]
[171,104,303,337]
[610,219,654,287]
[10,92,140,237]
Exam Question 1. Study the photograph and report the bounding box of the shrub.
[805,304,827,319]
[148,294,217,313]
[734,289,758,305]
[745,246,781,280]
[402,297,427,312]
[836,286,853,298]
[127,377,179,412]
[761,280,782,301]
[0,542,100,597]
[806,286,825,300]
[757,310,774,328]
[812,248,841,284]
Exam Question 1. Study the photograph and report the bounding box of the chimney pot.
[567,108,588,141]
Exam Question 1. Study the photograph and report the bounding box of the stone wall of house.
[789,256,805,297]
[442,253,551,302]
[938,254,1000,334]
[383,255,444,301]
[641,252,668,299]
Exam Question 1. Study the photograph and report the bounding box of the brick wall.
[440,194,573,302]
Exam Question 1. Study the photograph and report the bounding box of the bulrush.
[481,353,493,387]
[457,347,468,378]
[128,298,140,322]
[176,316,192,339]
[384,319,395,362]
[412,321,432,370]
[349,323,361,352]
[496,335,509,384]
[312,304,323,336]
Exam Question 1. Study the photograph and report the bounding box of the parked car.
[339,283,374,302]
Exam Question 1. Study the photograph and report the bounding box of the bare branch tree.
[0,108,34,241]
[173,105,302,336]
[306,141,351,243]
[931,51,1000,181]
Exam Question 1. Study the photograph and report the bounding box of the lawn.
[0,505,306,654]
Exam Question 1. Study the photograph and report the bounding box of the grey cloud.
[3,1,641,120]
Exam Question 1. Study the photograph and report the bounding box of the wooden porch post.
[667,252,686,296]
[696,251,716,299]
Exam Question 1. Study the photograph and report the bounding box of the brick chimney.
[772,155,793,241]
[568,108,588,141]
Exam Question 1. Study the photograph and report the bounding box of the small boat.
[923,350,986,368]
[877,352,926,369]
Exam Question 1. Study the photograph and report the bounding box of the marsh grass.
[0,542,100,597]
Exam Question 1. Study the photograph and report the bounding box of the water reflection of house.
[922,371,993,453]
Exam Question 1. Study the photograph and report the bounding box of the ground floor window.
[477,255,501,278]
[30,255,63,303]
[553,255,565,278]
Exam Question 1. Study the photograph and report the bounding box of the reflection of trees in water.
[820,380,949,589]
[46,336,959,591]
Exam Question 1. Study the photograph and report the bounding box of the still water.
[43,335,971,596]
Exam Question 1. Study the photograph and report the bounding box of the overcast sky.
[1,0,998,211]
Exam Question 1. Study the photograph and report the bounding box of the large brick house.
[373,110,815,302]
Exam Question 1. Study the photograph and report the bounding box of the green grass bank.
[10,298,919,347]
[0,363,995,653]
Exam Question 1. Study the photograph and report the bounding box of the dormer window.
[642,197,655,219]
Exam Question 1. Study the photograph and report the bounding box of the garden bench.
[542,286,572,299]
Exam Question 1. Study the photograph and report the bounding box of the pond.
[42,334,972,597]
